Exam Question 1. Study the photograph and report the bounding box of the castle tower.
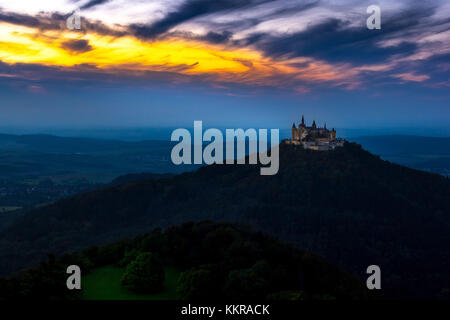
[312,120,316,129]
[324,122,327,129]
[301,115,305,126]
[329,128,336,140]
[292,122,298,140]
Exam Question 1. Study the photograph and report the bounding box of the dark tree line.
[0,221,372,300]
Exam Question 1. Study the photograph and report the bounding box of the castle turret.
[330,128,336,140]
[292,123,298,140]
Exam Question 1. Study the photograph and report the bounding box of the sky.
[0,0,449,136]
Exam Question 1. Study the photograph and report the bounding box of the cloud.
[245,5,440,66]
[27,84,45,94]
[0,9,127,37]
[392,72,430,82]
[131,0,274,39]
[423,53,450,71]
[0,11,41,28]
[79,0,112,10]
[201,31,233,44]
[0,0,448,92]
[61,39,93,53]
[0,60,195,88]
[0,10,65,30]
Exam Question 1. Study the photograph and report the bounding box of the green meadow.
[82,266,180,300]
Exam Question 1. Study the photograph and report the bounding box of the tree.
[118,249,140,268]
[177,266,218,300]
[121,252,164,293]
[224,268,269,299]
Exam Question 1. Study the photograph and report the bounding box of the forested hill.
[0,221,372,300]
[0,142,449,299]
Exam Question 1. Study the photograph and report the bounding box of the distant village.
[0,179,100,211]
[286,116,344,151]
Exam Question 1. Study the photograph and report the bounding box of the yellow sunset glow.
[0,22,355,87]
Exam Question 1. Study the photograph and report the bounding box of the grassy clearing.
[82,266,180,300]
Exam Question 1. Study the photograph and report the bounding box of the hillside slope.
[0,221,371,300]
[0,142,449,298]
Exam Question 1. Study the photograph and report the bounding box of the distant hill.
[0,142,449,299]
[351,135,450,155]
[110,173,174,186]
[351,135,450,176]
[0,133,172,154]
[0,133,194,184]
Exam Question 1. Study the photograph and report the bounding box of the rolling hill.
[0,133,193,184]
[351,135,450,177]
[0,141,449,299]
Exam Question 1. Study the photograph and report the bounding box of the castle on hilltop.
[286,115,344,151]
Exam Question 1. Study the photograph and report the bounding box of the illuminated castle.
[287,116,344,150]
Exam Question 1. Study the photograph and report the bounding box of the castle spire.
[312,120,316,128]
[324,122,327,129]
[292,122,296,128]
[301,115,305,126]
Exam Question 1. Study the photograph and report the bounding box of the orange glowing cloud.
[0,21,360,88]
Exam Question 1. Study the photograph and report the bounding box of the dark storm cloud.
[192,0,320,39]
[79,0,112,10]
[0,10,67,30]
[61,39,93,53]
[156,29,234,45]
[131,0,320,43]
[0,11,40,27]
[82,19,127,37]
[0,9,126,37]
[201,31,233,44]
[130,0,275,39]
[246,6,438,65]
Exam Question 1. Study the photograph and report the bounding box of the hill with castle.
[0,141,449,299]
[286,116,344,151]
